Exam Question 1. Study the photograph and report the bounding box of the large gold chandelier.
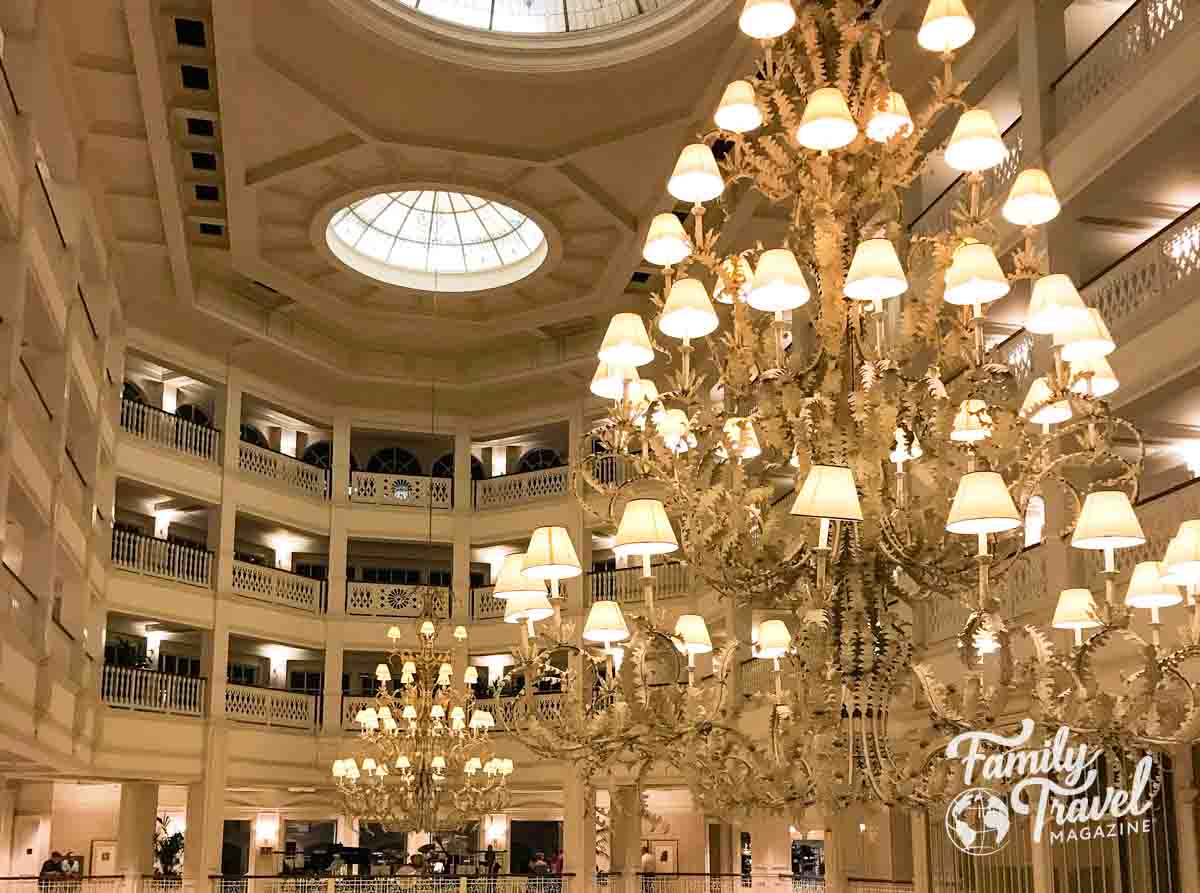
[332,606,514,832]
[485,0,1200,818]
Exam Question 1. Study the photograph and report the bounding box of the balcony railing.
[345,581,450,618]
[474,466,569,509]
[120,398,220,463]
[231,560,326,614]
[340,691,567,733]
[225,683,318,729]
[111,528,214,588]
[586,562,691,604]
[470,584,506,620]
[1053,0,1200,134]
[2,563,38,645]
[101,665,206,716]
[349,471,452,508]
[237,440,329,499]
[211,878,574,893]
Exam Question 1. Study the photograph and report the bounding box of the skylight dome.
[326,190,548,292]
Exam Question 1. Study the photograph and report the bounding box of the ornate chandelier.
[482,0,1200,819]
[332,605,514,832]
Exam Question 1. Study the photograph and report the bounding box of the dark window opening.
[180,65,210,90]
[174,18,207,47]
[195,184,220,202]
[186,117,215,137]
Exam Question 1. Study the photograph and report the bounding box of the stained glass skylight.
[325,190,548,292]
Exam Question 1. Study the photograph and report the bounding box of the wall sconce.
[483,813,508,847]
[255,812,280,851]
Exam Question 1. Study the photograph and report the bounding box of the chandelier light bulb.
[401,660,417,678]
[656,408,696,454]
[866,92,913,143]
[659,277,720,340]
[402,705,418,721]
[1051,588,1101,631]
[738,0,796,39]
[1054,308,1115,362]
[790,465,864,522]
[332,759,346,778]
[917,0,975,52]
[722,416,762,460]
[950,399,992,443]
[1025,274,1089,335]
[1020,376,1072,427]
[943,242,1010,306]
[396,755,411,769]
[583,599,632,644]
[453,625,468,641]
[1069,356,1119,398]
[668,143,724,204]
[795,88,858,152]
[713,255,753,304]
[944,109,1006,172]
[1071,491,1145,550]
[464,666,478,685]
[715,80,763,133]
[420,620,436,638]
[756,619,792,659]
[387,626,403,641]
[674,614,714,654]
[375,663,392,682]
[523,526,582,582]
[614,498,679,559]
[470,710,487,730]
[1003,169,1061,227]
[748,248,811,312]
[844,238,908,302]
[643,212,691,267]
[361,757,377,774]
[599,312,654,368]
[1126,561,1183,609]
[946,471,1021,535]
[430,704,446,720]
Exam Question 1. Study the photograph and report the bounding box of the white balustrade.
[740,659,776,698]
[232,560,325,613]
[224,682,318,728]
[910,125,1023,239]
[0,880,137,893]
[475,691,564,730]
[345,582,450,618]
[474,466,569,509]
[587,563,691,605]
[607,877,742,893]
[349,471,453,508]
[101,665,206,715]
[237,441,329,499]
[120,397,220,462]
[1056,0,1200,133]
[2,564,39,645]
[470,585,506,620]
[111,528,214,588]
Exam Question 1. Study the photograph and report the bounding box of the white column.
[1016,0,1067,159]
[116,782,158,878]
[909,809,931,893]
[563,770,597,882]
[184,727,229,880]
[1173,744,1200,893]
[748,813,792,893]
[822,808,847,893]
[608,784,642,880]
[321,629,345,735]
[0,780,16,876]
[452,423,472,619]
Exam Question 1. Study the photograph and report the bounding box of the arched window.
[516,447,563,474]
[431,453,484,480]
[367,447,422,476]
[122,381,147,403]
[175,404,211,427]
[240,424,268,448]
[302,441,334,469]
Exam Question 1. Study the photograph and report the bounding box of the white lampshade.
[722,416,762,460]
[756,619,792,659]
[643,213,691,267]
[1071,491,1145,550]
[1026,274,1089,335]
[660,277,719,340]
[790,464,864,522]
[599,313,654,367]
[674,614,713,654]
[401,705,417,720]
[946,471,1021,535]
[590,362,627,400]
[614,498,679,558]
[713,255,753,304]
[715,80,762,133]
[503,589,555,624]
[1126,561,1183,609]
[917,0,975,52]
[431,755,447,771]
[395,755,411,769]
[1051,588,1101,631]
[748,248,811,312]
[1020,376,1072,426]
[951,399,992,443]
[656,408,696,454]
[1163,520,1200,585]
[866,92,914,143]
[944,242,1010,306]
[583,600,631,643]
[463,667,478,685]
[523,526,582,581]
[668,143,724,204]
[1054,308,1115,362]
[795,88,857,152]
[738,0,796,39]
[376,662,392,682]
[332,759,347,778]
[430,704,446,719]
[944,109,1006,173]
[844,239,908,302]
[1003,169,1061,227]
[493,553,546,600]
[1069,356,1119,398]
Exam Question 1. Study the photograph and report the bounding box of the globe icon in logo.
[946,788,1011,856]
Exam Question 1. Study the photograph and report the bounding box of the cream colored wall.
[48,783,121,871]
[647,807,708,874]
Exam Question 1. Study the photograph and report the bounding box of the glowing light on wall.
[255,812,280,849]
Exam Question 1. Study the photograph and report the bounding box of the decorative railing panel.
[345,582,450,618]
[349,471,452,509]
[119,398,220,462]
[910,125,1023,239]
[470,585,506,620]
[111,528,213,588]
[1055,0,1200,133]
[101,665,206,715]
[587,563,691,605]
[3,564,39,645]
[237,441,329,499]
[231,560,325,613]
[474,466,569,509]
[224,682,317,729]
[475,692,564,729]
